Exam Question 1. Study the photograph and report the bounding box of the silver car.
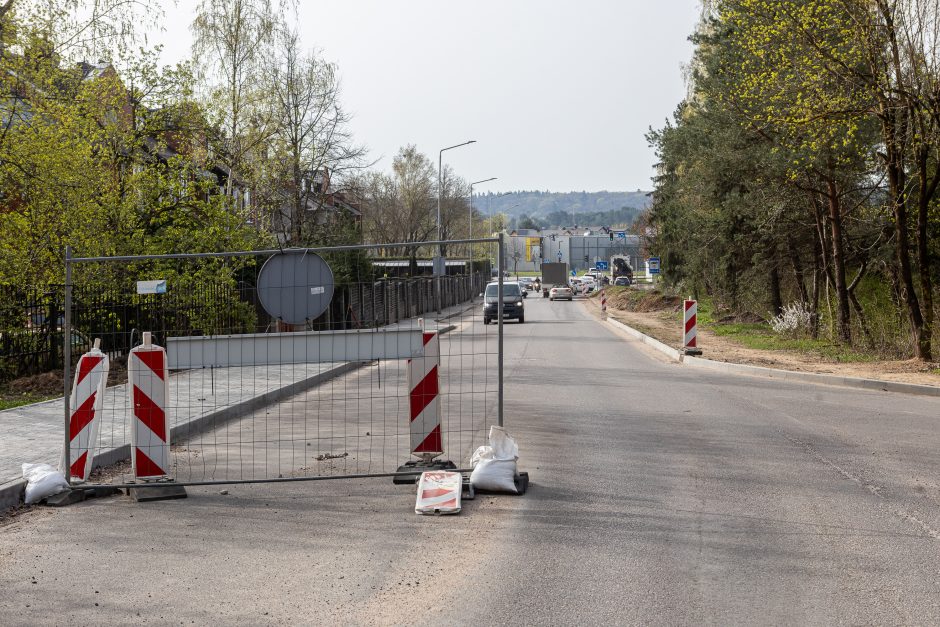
[549,286,573,301]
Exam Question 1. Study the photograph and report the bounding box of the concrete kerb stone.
[1,322,461,513]
[606,317,682,361]
[604,315,940,398]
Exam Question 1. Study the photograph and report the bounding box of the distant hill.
[472,190,650,228]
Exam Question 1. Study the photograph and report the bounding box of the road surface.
[2,294,940,625]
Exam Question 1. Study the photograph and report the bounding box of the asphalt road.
[3,294,940,625]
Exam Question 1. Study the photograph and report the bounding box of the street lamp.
[438,140,476,245]
[469,177,497,293]
[469,177,497,239]
[436,140,475,312]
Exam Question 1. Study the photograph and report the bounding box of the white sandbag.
[22,463,70,505]
[470,426,520,493]
[415,471,462,515]
[470,458,519,493]
[488,426,519,460]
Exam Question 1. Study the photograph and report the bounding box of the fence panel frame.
[63,237,504,488]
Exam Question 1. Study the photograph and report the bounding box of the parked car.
[549,286,573,301]
[483,281,525,324]
[614,276,631,286]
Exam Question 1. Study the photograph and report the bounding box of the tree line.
[645,0,940,360]
[0,0,493,290]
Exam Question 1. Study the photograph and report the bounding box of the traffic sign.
[648,257,661,274]
[615,231,626,239]
[595,261,609,271]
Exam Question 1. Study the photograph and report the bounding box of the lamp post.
[436,140,475,313]
[469,177,497,296]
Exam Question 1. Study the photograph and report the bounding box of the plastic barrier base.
[393,459,457,484]
[122,476,188,502]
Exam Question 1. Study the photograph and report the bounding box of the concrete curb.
[606,317,682,361]
[605,315,940,398]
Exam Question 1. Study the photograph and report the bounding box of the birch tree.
[263,20,366,245]
[191,0,275,194]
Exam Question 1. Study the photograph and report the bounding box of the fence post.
[63,246,73,486]
[47,293,59,371]
[497,233,504,427]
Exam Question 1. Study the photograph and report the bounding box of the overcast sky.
[155,1,701,194]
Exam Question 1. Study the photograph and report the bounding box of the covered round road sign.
[257,251,335,325]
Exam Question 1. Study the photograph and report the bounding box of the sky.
[154,1,701,194]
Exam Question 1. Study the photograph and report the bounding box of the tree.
[191,0,276,194]
[517,214,540,230]
[437,164,470,254]
[361,145,436,272]
[0,4,268,285]
[713,0,940,356]
[260,18,366,246]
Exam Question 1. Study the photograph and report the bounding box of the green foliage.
[643,0,939,358]
[0,10,271,287]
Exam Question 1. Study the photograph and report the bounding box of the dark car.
[614,276,632,286]
[483,281,525,324]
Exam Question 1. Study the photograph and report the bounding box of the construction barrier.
[66,343,109,481]
[683,299,698,350]
[63,238,502,488]
[407,330,443,457]
[128,332,170,480]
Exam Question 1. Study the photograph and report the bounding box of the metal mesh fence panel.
[65,239,503,485]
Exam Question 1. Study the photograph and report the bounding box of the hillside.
[473,190,650,228]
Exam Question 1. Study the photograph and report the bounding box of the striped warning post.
[129,334,171,480]
[66,345,109,481]
[601,288,607,312]
[407,330,442,457]
[684,299,698,349]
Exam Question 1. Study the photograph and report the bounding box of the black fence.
[0,271,488,382]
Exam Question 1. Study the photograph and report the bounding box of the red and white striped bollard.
[407,329,442,458]
[65,340,109,481]
[129,332,171,479]
[683,298,702,355]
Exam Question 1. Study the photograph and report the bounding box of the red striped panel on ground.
[415,471,462,515]
[601,289,607,312]
[66,349,109,481]
[407,331,442,456]
[684,299,697,349]
[129,342,170,480]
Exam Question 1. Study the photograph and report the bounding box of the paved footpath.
[0,305,469,509]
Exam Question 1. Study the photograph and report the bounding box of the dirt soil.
[588,291,940,387]
[1,360,128,406]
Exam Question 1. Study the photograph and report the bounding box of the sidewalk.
[0,303,472,511]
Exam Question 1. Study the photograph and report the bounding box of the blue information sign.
[615,231,626,239]
[595,261,609,271]
[648,257,661,274]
